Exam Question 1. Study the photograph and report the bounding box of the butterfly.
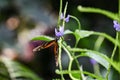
[33,39,59,66]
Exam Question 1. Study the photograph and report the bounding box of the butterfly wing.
[33,40,55,52]
[33,40,59,66]
[54,41,58,66]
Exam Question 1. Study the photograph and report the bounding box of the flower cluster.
[113,20,120,31]
[55,13,70,38]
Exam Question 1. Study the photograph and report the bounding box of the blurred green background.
[0,0,119,80]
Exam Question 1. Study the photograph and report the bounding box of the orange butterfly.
[33,39,58,66]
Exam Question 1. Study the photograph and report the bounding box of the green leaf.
[78,6,119,21]
[31,35,54,41]
[64,30,94,38]
[64,30,74,35]
[64,30,94,42]
[0,62,10,80]
[83,71,105,80]
[110,61,120,73]
[71,73,81,80]
[65,30,120,47]
[69,48,120,73]
[80,66,86,80]
[74,30,94,39]
[56,70,104,80]
[69,48,109,69]
[84,51,109,69]
[93,32,120,47]
[1,57,42,80]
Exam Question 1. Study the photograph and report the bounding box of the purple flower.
[113,20,120,31]
[55,26,64,37]
[65,15,70,22]
[60,13,70,22]
[90,59,96,65]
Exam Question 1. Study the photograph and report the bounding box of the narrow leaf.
[75,30,94,39]
[65,30,120,47]
[69,48,109,69]
[1,57,42,80]
[69,48,120,73]
[64,30,94,42]
[31,35,54,41]
[110,61,120,73]
[78,6,119,21]
[64,30,74,34]
[84,51,109,69]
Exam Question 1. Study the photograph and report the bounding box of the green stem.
[61,43,72,59]
[72,38,81,74]
[56,70,104,80]
[61,44,76,79]
[74,39,80,48]
[62,2,68,27]
[78,6,119,21]
[119,0,120,18]
[111,32,119,59]
[58,39,64,80]
[118,0,120,63]
[93,32,120,48]
[105,32,118,80]
[61,43,83,80]
[119,33,120,63]
[69,15,81,30]
[62,43,82,79]
[69,15,82,77]
[94,36,104,51]
[93,36,104,76]
[71,52,82,79]
[71,47,82,79]
[57,0,62,26]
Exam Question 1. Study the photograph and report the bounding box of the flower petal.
[65,15,70,22]
[90,59,96,65]
[55,26,64,37]
[113,20,120,31]
[59,26,64,33]
[55,28,59,37]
